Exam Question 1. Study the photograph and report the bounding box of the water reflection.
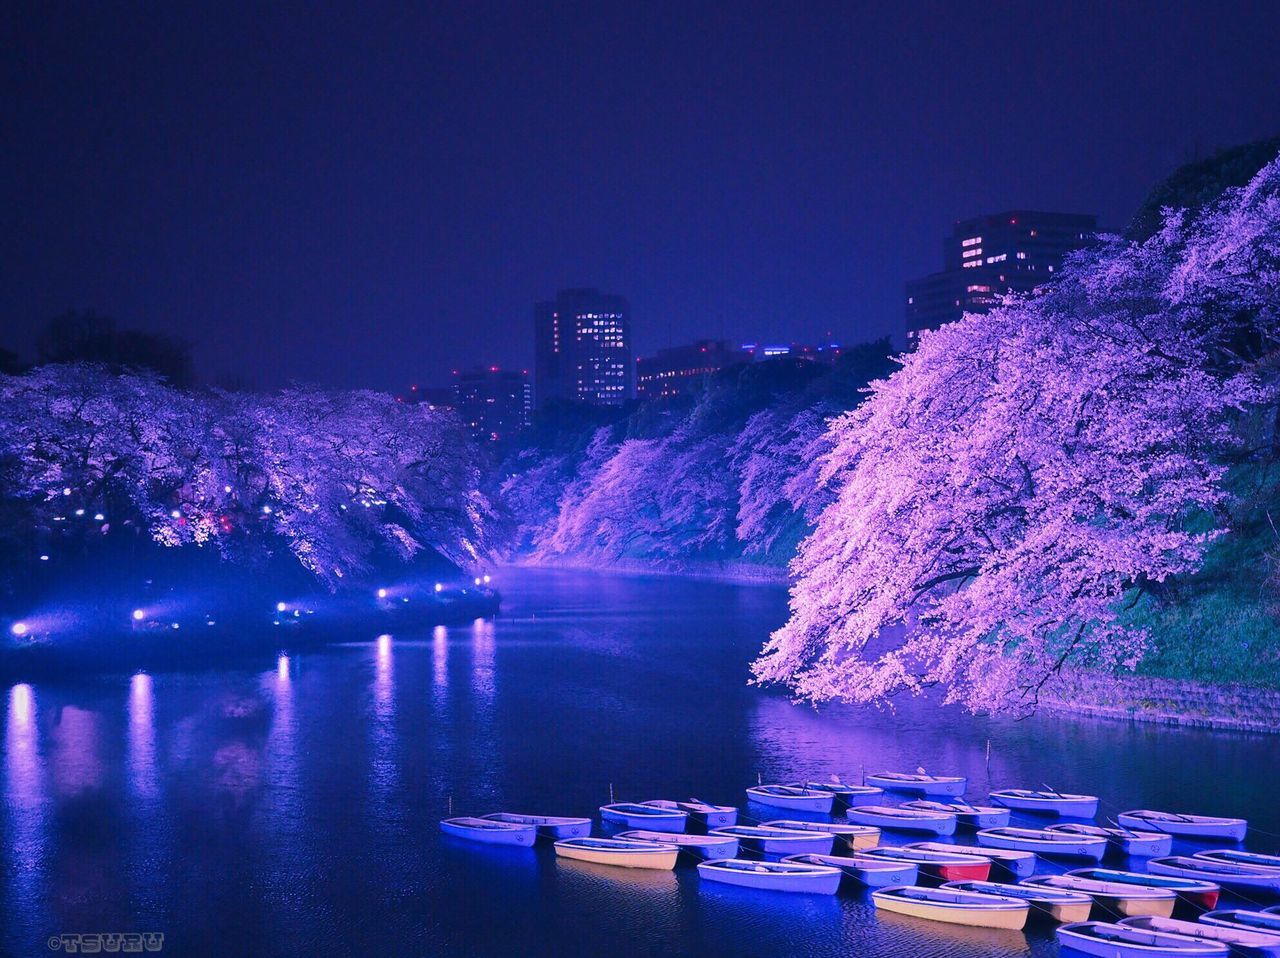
[128,672,157,800]
[4,683,47,930]
[433,625,448,692]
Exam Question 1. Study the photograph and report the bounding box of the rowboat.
[599,802,687,832]
[1119,916,1280,957]
[799,780,886,804]
[903,799,1010,830]
[906,841,1037,878]
[1200,909,1280,936]
[1048,823,1174,858]
[871,885,1030,930]
[846,805,957,835]
[697,858,841,894]
[1057,921,1229,956]
[1148,856,1280,893]
[617,830,739,859]
[440,816,538,845]
[745,785,834,814]
[1067,868,1220,909]
[990,788,1099,818]
[1023,875,1178,917]
[641,799,738,828]
[1117,811,1248,842]
[709,825,835,856]
[762,820,880,850]
[941,880,1093,923]
[554,837,679,870]
[480,813,592,840]
[976,826,1107,860]
[864,772,967,797]
[1196,849,1280,870]
[858,845,991,881]
[783,853,918,887]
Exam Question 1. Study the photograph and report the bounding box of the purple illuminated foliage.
[754,154,1280,713]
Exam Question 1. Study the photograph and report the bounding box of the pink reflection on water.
[432,625,448,691]
[277,654,290,681]
[470,617,495,701]
[128,673,157,800]
[5,683,47,915]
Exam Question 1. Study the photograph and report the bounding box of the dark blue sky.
[4,1,1280,390]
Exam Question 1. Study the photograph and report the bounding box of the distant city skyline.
[4,4,1280,390]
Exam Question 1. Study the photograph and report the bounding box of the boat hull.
[715,832,834,856]
[745,788,834,813]
[599,806,687,832]
[909,842,1037,879]
[1119,916,1280,958]
[554,841,678,870]
[990,791,1099,818]
[865,774,967,797]
[1057,921,1230,957]
[977,829,1106,861]
[440,819,537,846]
[1148,857,1280,893]
[697,860,841,894]
[784,854,919,887]
[1117,812,1248,842]
[617,830,738,860]
[482,814,592,840]
[872,888,1028,929]
[1201,909,1280,936]
[846,807,956,836]
[942,881,1093,924]
[1066,869,1220,910]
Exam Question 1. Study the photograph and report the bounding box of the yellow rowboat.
[554,837,678,870]
[942,880,1094,924]
[1022,875,1177,918]
[871,885,1030,930]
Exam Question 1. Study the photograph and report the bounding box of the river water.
[1,567,1275,957]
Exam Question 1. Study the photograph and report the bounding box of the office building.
[905,211,1098,342]
[636,339,745,400]
[453,366,532,442]
[534,288,633,407]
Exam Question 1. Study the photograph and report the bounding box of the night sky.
[5,2,1280,391]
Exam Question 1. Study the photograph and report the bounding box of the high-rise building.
[739,342,846,365]
[534,288,633,408]
[453,366,532,442]
[636,339,744,400]
[905,211,1098,342]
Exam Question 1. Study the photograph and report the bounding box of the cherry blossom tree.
[754,154,1280,713]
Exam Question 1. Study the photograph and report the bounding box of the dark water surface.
[2,567,1276,957]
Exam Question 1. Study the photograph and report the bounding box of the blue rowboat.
[1057,921,1229,956]
[903,800,1010,830]
[906,841,1037,878]
[846,805,956,835]
[1047,823,1174,858]
[641,799,738,828]
[480,813,591,839]
[864,772,967,797]
[697,858,841,894]
[1120,916,1280,958]
[989,788,1099,818]
[617,830,739,859]
[1067,868,1220,909]
[977,826,1107,860]
[1117,811,1248,842]
[941,880,1093,923]
[783,853,918,887]
[440,816,537,846]
[799,780,886,804]
[554,836,679,870]
[1196,849,1280,870]
[709,825,834,856]
[1201,909,1280,936]
[1024,875,1179,918]
[1148,856,1280,893]
[762,819,881,850]
[859,845,991,881]
[871,885,1030,929]
[745,785,834,813]
[599,802,687,832]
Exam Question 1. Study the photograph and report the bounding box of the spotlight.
[132,609,146,621]
[483,574,491,584]
[377,588,388,599]
[10,622,28,637]
[276,601,287,613]
[434,583,443,593]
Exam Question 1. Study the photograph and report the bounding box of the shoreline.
[507,554,791,584]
